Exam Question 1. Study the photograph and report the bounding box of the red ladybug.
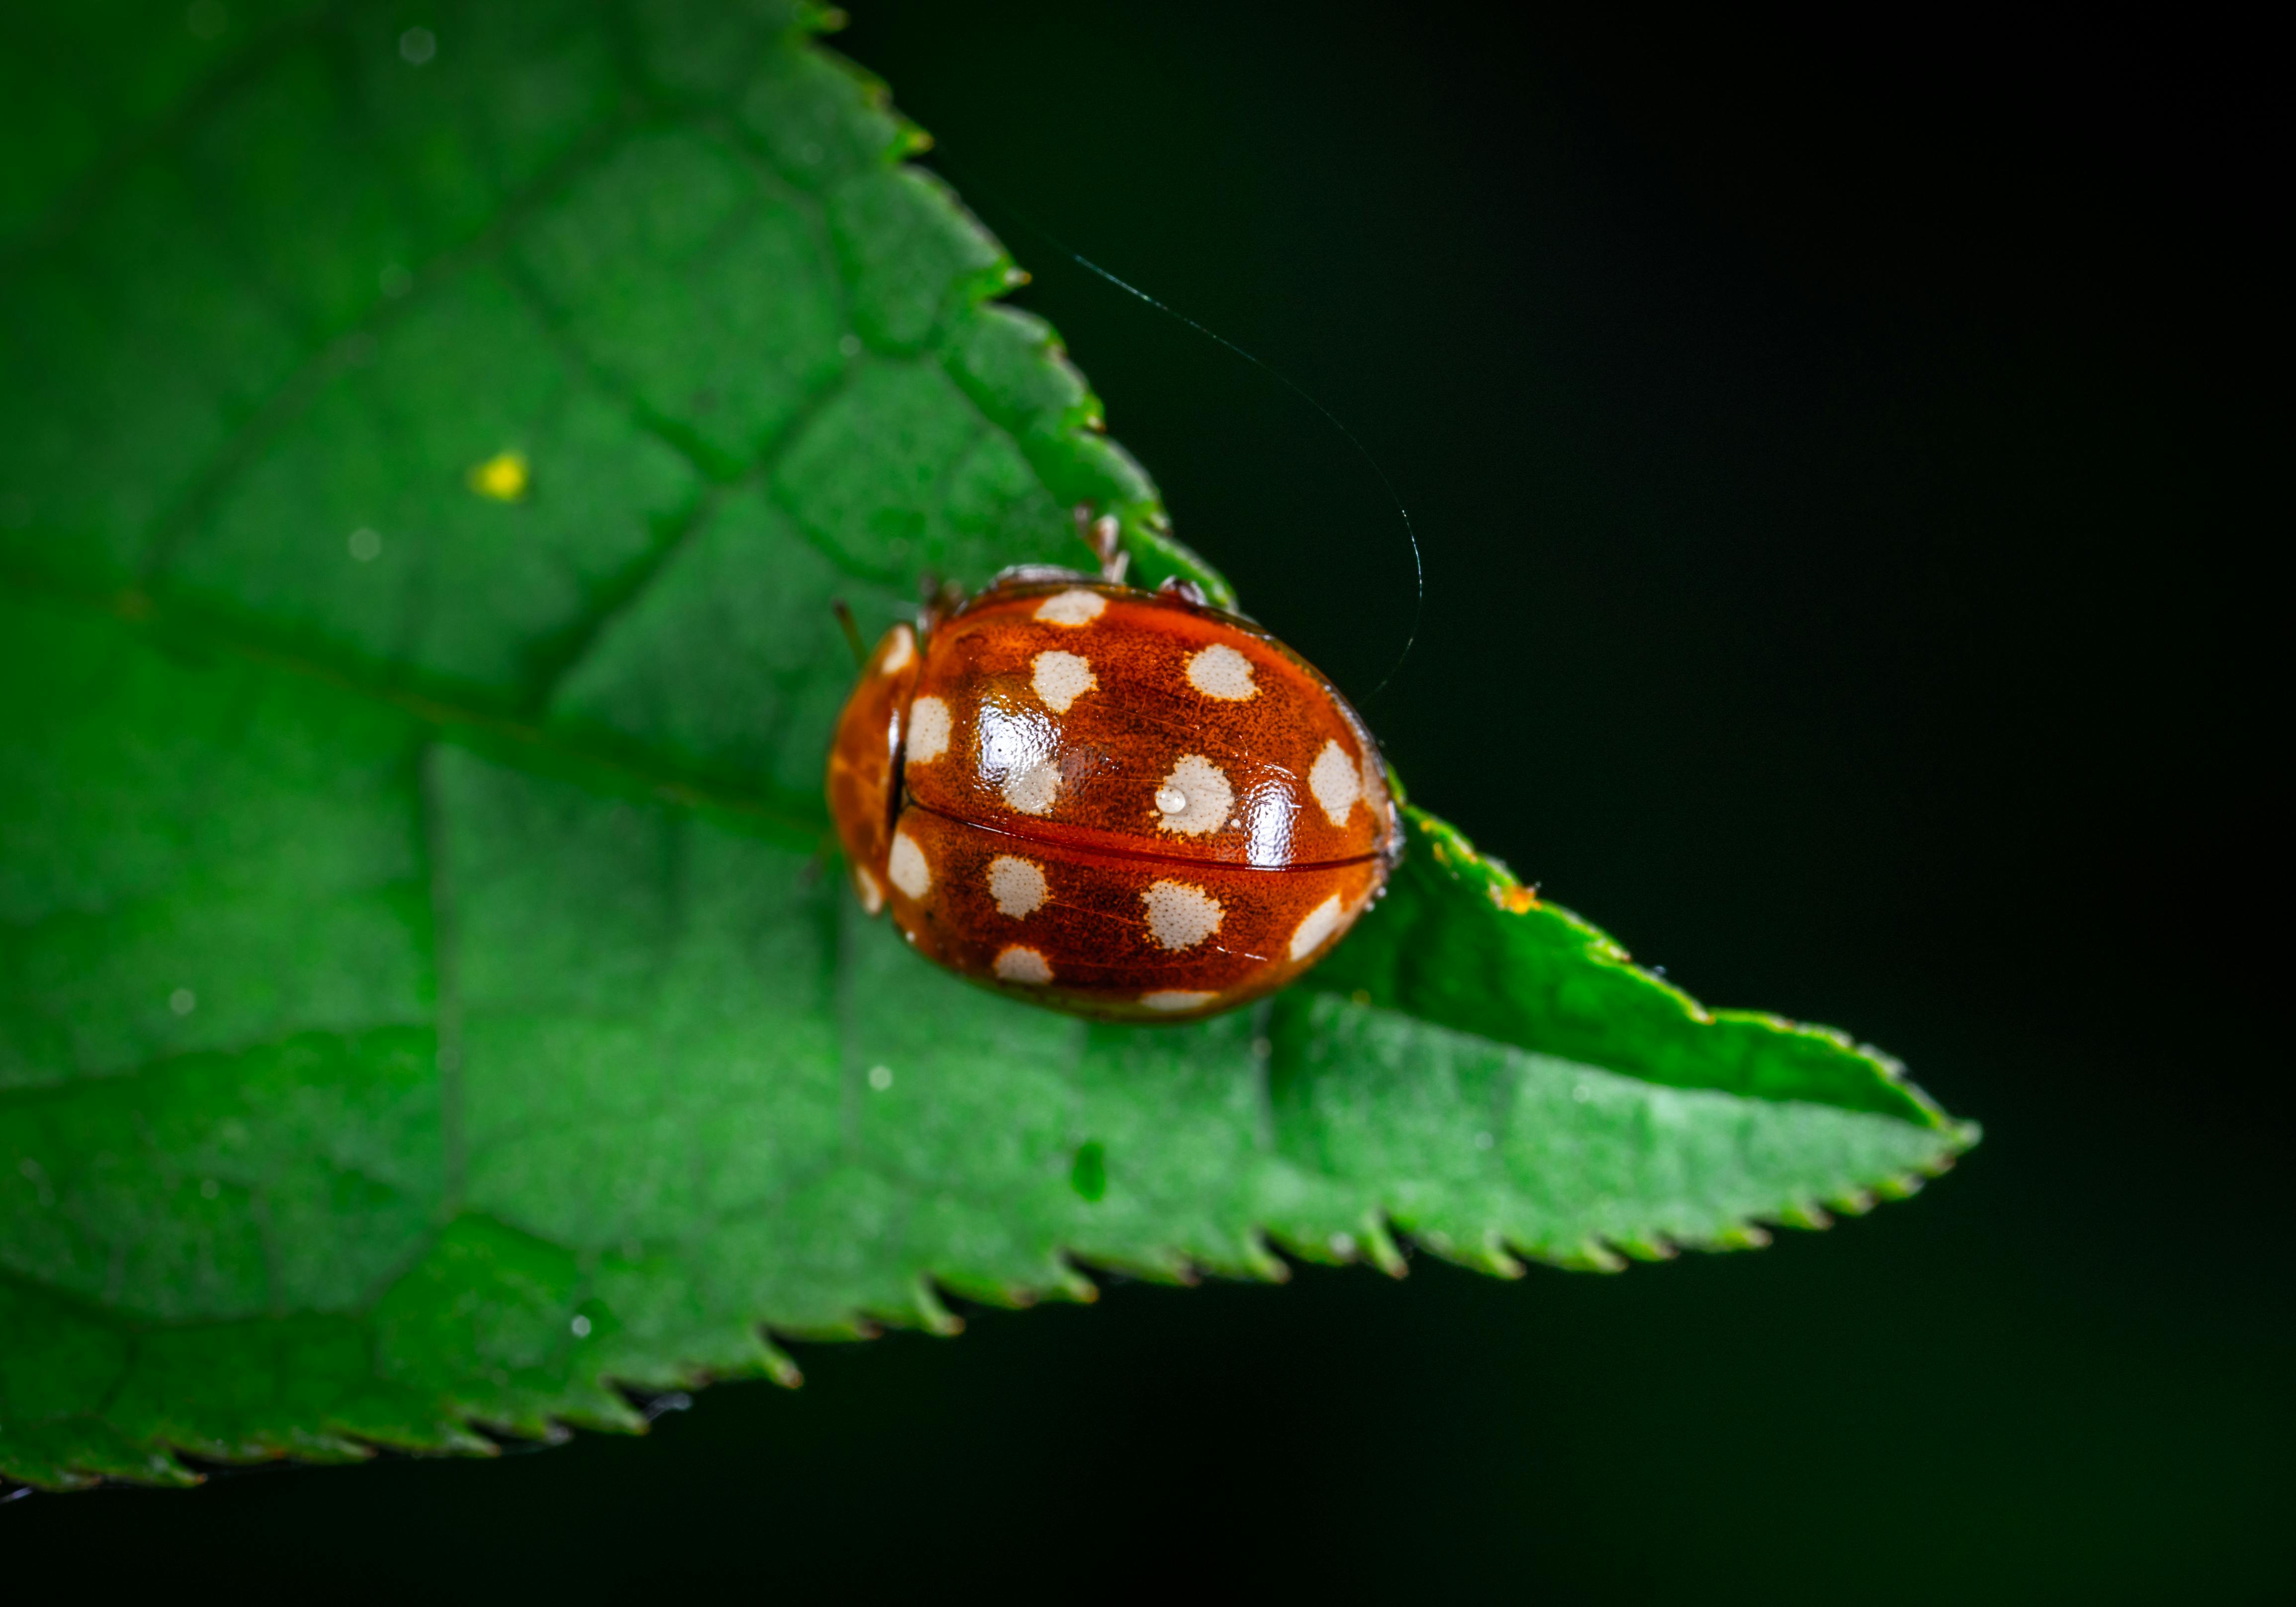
[826,515,1403,1022]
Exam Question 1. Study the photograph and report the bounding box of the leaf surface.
[0,0,1972,1488]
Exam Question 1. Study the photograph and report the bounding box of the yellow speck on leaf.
[467,450,531,502]
[1490,881,1537,914]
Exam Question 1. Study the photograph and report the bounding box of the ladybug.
[826,512,1403,1022]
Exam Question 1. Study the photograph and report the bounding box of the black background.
[10,4,2279,1599]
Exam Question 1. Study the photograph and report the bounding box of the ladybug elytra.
[826,515,1403,1022]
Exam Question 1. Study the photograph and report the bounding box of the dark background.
[11,4,2278,1599]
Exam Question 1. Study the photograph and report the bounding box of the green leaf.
[0,0,1973,1489]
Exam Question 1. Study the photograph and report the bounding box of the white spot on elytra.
[851,864,884,915]
[1141,879,1223,951]
[1186,643,1257,701]
[1288,894,1344,961]
[1034,588,1105,626]
[1141,990,1216,1013]
[1153,754,1233,836]
[1308,739,1362,828]
[994,945,1053,984]
[887,830,930,898]
[1003,761,1060,815]
[868,1064,894,1090]
[1032,649,1098,713]
[987,855,1048,918]
[906,696,951,763]
[878,627,914,674]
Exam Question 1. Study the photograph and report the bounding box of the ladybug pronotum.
[826,516,1403,1022]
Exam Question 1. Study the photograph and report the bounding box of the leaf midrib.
[5,565,834,843]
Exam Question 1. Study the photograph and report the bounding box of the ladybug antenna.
[829,598,869,668]
[923,150,1424,703]
[1064,258,1422,699]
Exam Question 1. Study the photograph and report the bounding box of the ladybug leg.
[797,840,832,887]
[916,569,966,642]
[1072,503,1131,585]
[829,597,869,668]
